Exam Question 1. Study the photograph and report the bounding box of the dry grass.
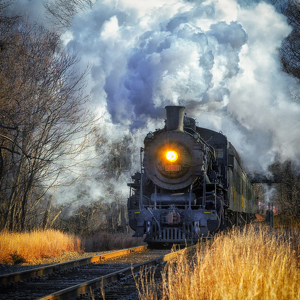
[138,225,300,300]
[0,229,82,264]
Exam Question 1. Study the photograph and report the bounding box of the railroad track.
[0,245,194,300]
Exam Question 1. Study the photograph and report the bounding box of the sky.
[8,0,300,200]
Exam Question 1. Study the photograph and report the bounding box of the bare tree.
[0,14,94,231]
[44,0,93,32]
[269,160,300,226]
[277,0,300,80]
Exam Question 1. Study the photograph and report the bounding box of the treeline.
[268,160,300,226]
[33,196,128,236]
[34,134,134,235]
[49,199,127,236]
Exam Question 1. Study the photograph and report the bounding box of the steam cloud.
[13,0,300,177]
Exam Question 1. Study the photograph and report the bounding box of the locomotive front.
[127,106,223,245]
[144,106,204,190]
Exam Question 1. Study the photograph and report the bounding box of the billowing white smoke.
[12,0,300,183]
[63,0,300,175]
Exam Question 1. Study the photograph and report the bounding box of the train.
[127,106,257,245]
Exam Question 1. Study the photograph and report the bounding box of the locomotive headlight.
[166,150,178,162]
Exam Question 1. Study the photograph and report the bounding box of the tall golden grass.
[138,225,300,300]
[0,229,82,264]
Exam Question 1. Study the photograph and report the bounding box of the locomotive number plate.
[165,165,181,171]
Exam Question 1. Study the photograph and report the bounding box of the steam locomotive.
[127,106,257,245]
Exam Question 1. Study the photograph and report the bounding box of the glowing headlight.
[166,151,178,162]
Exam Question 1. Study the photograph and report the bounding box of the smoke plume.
[60,0,300,174]
[13,0,300,199]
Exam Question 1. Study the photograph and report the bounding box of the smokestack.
[165,106,185,131]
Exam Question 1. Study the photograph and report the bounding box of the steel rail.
[38,245,196,300]
[0,245,147,285]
